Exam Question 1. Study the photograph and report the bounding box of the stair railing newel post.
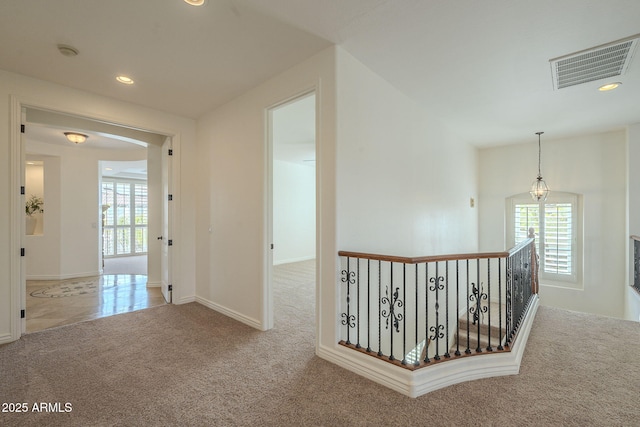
[529,227,539,294]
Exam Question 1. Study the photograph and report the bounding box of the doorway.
[17,106,173,334]
[267,92,317,328]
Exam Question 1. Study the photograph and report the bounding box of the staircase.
[452,302,506,354]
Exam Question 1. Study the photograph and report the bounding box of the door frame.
[8,95,180,340]
[264,89,317,330]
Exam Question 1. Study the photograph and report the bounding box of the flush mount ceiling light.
[598,82,622,91]
[530,132,549,202]
[184,0,206,5]
[64,132,88,144]
[57,44,79,57]
[116,75,134,85]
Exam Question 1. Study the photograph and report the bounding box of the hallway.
[26,255,164,333]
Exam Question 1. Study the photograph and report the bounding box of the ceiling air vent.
[550,35,638,90]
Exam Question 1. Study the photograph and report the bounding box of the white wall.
[195,47,337,332]
[25,140,146,279]
[25,154,61,278]
[335,49,478,257]
[0,69,197,343]
[479,130,627,318]
[194,45,478,378]
[626,123,640,321]
[273,160,315,264]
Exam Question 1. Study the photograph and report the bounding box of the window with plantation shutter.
[101,179,148,257]
[507,192,581,287]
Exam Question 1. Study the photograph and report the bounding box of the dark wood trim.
[338,341,511,371]
[337,250,510,264]
[339,239,535,265]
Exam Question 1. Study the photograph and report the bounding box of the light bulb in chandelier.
[530,175,550,201]
[529,131,549,202]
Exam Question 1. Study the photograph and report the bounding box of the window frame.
[506,192,582,289]
[101,178,148,258]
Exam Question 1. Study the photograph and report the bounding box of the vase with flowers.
[25,194,44,235]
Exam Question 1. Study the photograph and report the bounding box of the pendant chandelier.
[530,131,549,202]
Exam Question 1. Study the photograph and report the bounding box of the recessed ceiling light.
[105,167,113,171]
[598,82,622,91]
[184,0,206,5]
[116,75,134,85]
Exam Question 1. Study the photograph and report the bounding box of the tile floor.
[26,274,166,333]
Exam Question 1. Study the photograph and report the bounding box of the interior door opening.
[20,107,171,334]
[267,91,317,329]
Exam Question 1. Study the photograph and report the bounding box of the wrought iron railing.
[338,236,538,370]
[632,235,640,295]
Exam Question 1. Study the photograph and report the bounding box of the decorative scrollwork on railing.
[429,275,445,359]
[340,269,357,343]
[469,282,488,325]
[341,312,356,328]
[429,324,444,342]
[381,286,404,333]
[341,269,355,286]
[429,275,445,293]
[634,239,640,293]
[338,239,538,371]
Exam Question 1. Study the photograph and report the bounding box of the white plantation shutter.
[514,203,540,254]
[508,193,580,285]
[543,203,572,275]
[102,179,149,256]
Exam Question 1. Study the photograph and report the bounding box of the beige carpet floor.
[1,260,639,426]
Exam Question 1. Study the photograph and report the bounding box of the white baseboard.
[0,333,15,345]
[146,281,161,288]
[195,296,263,330]
[317,296,539,398]
[26,271,101,281]
[176,295,196,304]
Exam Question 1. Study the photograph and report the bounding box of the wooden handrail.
[339,238,535,264]
[508,237,535,256]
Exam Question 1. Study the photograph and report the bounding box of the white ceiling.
[2,0,640,147]
[26,122,145,151]
[25,122,149,179]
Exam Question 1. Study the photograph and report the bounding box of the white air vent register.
[550,35,638,90]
